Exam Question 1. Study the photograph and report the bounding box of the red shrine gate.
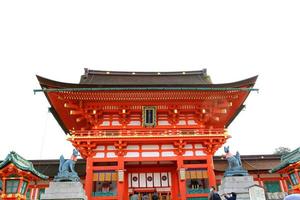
[36,69,257,200]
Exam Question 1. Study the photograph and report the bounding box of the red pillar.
[207,154,216,188]
[281,178,288,192]
[295,169,300,184]
[2,178,6,195]
[177,156,186,200]
[17,178,24,194]
[117,156,125,200]
[85,157,93,200]
[124,170,129,200]
[171,168,180,200]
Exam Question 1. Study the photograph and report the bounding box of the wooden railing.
[70,128,226,138]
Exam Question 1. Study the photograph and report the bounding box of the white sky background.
[0,0,299,160]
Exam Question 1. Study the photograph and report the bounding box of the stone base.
[54,172,80,182]
[224,168,249,177]
[41,181,87,200]
[218,176,255,200]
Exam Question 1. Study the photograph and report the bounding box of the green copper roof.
[0,151,48,179]
[270,147,300,173]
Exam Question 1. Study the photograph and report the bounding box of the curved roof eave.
[36,75,258,89]
[0,151,48,179]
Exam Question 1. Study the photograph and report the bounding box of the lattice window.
[142,106,156,127]
[26,188,31,200]
[5,180,19,194]
[20,181,28,194]
[264,181,281,192]
[289,173,299,185]
[37,188,45,200]
[286,180,292,190]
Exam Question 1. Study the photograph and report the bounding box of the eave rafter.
[67,134,229,159]
[45,89,251,132]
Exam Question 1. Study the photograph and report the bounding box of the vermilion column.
[295,169,300,184]
[177,156,186,200]
[117,156,125,200]
[281,178,288,192]
[171,168,180,200]
[207,154,216,188]
[124,170,129,200]
[17,178,24,195]
[85,157,93,200]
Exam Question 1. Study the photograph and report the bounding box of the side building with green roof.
[270,147,300,194]
[0,151,48,200]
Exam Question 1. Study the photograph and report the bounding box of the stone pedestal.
[218,176,255,200]
[41,182,87,200]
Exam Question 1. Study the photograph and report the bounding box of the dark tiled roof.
[214,154,282,172]
[30,159,86,178]
[79,68,212,85]
[36,70,257,90]
[14,155,281,178]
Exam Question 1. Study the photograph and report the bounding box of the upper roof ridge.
[84,68,207,76]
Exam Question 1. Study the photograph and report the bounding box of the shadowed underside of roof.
[35,69,258,134]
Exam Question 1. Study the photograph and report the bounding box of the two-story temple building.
[35,69,258,200]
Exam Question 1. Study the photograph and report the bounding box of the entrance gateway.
[36,69,257,200]
[127,163,173,199]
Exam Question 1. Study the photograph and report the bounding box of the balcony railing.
[70,128,227,138]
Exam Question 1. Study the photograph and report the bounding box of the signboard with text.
[249,185,266,200]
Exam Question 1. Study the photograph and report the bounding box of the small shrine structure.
[271,147,300,194]
[0,152,48,200]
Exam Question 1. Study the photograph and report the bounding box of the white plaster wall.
[161,144,174,149]
[107,145,116,150]
[162,151,176,157]
[126,145,139,150]
[187,120,197,125]
[94,152,105,158]
[112,121,121,125]
[183,151,194,156]
[96,145,105,150]
[125,152,140,158]
[177,120,186,125]
[128,121,141,126]
[106,152,117,158]
[142,145,159,150]
[195,150,205,156]
[100,121,110,126]
[158,120,170,125]
[142,152,159,157]
[184,144,193,149]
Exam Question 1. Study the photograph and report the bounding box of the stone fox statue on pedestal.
[54,149,80,182]
[224,146,248,176]
[224,146,242,169]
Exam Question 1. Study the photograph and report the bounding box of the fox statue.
[224,146,242,169]
[54,149,80,182]
[223,146,248,176]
